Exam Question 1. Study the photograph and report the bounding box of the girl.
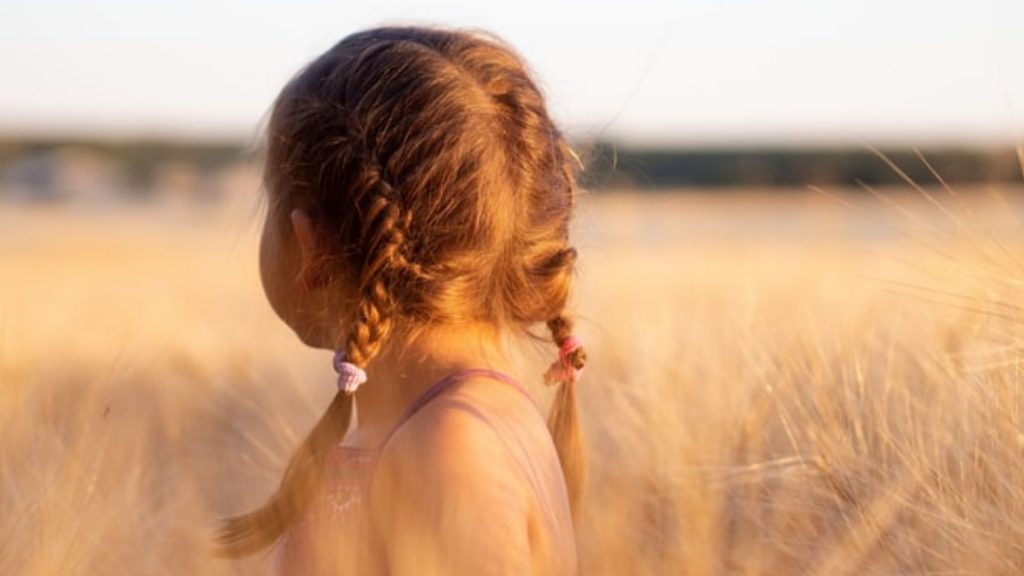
[214,24,588,575]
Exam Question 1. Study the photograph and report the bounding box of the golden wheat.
[3,187,1024,575]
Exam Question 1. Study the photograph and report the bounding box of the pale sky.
[2,0,1024,146]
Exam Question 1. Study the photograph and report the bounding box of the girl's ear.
[290,208,323,290]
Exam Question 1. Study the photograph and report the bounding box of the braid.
[214,386,354,557]
[546,311,587,526]
[215,155,419,558]
[346,157,418,365]
[358,165,432,286]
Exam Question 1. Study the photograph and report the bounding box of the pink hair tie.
[333,350,368,395]
[543,334,585,387]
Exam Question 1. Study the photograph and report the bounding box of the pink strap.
[376,367,537,451]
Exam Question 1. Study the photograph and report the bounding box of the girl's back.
[272,368,578,575]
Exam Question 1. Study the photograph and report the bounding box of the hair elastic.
[333,349,368,395]
[543,334,585,387]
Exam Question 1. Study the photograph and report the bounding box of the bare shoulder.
[368,375,542,575]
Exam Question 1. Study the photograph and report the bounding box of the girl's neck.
[343,321,514,450]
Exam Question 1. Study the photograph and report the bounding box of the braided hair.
[215,24,588,556]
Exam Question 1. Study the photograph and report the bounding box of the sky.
[2,0,1024,147]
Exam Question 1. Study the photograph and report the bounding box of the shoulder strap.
[375,367,538,451]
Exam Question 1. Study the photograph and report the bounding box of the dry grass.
[3,186,1024,575]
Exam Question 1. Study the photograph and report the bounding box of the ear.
[290,208,322,289]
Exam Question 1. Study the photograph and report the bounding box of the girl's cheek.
[259,217,289,323]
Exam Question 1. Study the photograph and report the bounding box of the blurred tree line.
[1,136,1021,201]
[577,141,1024,190]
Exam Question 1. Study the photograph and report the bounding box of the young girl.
[214,24,587,575]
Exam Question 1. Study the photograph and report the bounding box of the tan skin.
[258,206,562,574]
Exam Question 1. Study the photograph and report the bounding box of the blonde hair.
[215,24,588,556]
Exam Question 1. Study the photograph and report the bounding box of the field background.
[4,185,1024,575]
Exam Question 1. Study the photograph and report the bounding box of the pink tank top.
[271,367,578,575]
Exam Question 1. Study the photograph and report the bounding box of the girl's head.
[218,24,587,556]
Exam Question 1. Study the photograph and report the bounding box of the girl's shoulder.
[377,368,551,460]
[367,372,571,573]
[382,371,557,484]
[377,370,549,480]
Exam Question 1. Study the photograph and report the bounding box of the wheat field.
[3,185,1024,575]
